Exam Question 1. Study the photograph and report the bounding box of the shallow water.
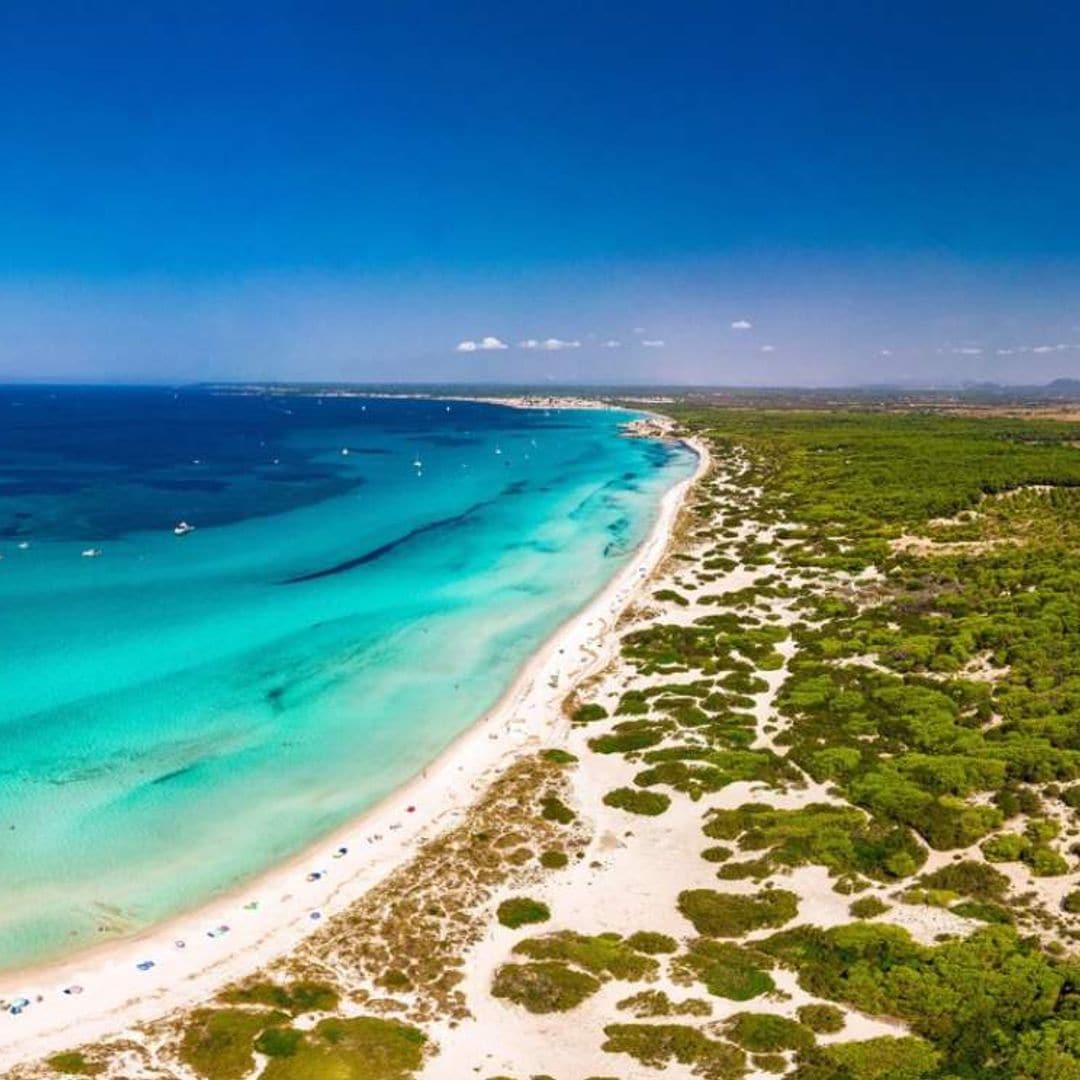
[0,387,695,969]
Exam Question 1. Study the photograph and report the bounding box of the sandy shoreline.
[0,433,708,1069]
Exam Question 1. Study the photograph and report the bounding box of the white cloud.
[455,336,508,352]
[996,348,1015,355]
[760,344,775,353]
[880,349,893,356]
[731,319,752,330]
[950,347,983,355]
[632,326,646,335]
[602,339,622,348]
[519,337,581,351]
[641,339,665,348]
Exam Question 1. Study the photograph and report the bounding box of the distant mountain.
[1046,377,1080,394]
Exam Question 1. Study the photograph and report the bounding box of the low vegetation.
[491,960,601,1013]
[601,1023,747,1079]
[496,897,551,929]
[602,786,671,815]
[678,888,799,937]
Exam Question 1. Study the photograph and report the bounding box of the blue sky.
[2,1,1079,385]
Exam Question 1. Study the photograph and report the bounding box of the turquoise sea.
[0,387,695,970]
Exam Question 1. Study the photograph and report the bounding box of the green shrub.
[540,748,578,765]
[513,931,657,980]
[981,832,1029,862]
[1060,784,1080,810]
[754,1052,788,1073]
[539,849,569,869]
[671,938,776,1000]
[616,989,711,1017]
[589,725,666,754]
[491,961,600,1013]
[626,931,678,954]
[259,1016,426,1080]
[654,588,689,606]
[949,900,1013,924]
[45,1053,104,1077]
[572,703,608,723]
[601,1023,746,1078]
[678,888,798,937]
[800,1035,941,1080]
[378,968,413,992]
[497,897,551,929]
[539,795,575,824]
[615,691,650,715]
[603,787,671,816]
[726,1011,815,1053]
[179,1009,275,1080]
[1028,846,1069,876]
[1062,889,1080,914]
[917,860,1009,901]
[762,923,1067,1075]
[702,845,733,862]
[702,802,925,882]
[797,1003,846,1033]
[849,896,889,919]
[716,857,772,881]
[254,1027,303,1058]
[219,978,339,1014]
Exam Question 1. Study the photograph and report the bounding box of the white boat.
[412,457,423,469]
[16,541,29,550]
[173,522,195,536]
[340,447,350,456]
[81,548,102,558]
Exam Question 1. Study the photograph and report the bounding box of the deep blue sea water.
[0,386,695,970]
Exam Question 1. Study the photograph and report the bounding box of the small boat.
[16,541,29,550]
[207,924,230,938]
[8,997,30,1015]
[340,447,350,456]
[173,521,195,536]
[412,457,423,469]
[62,985,83,996]
[494,446,503,455]
[136,960,155,971]
[81,548,102,558]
